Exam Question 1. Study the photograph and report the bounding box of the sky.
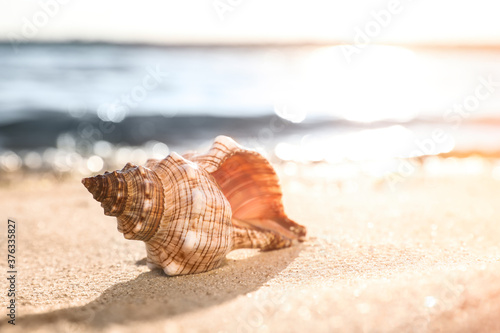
[1,0,500,45]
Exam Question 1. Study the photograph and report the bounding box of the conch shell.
[82,136,306,276]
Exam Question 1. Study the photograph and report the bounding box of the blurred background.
[1,0,500,182]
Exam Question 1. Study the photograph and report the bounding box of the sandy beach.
[1,162,500,332]
[2,2,500,331]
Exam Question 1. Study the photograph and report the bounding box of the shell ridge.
[143,156,181,251]
[204,171,233,271]
[166,172,195,271]
[187,174,231,273]
[141,170,164,240]
[123,169,145,235]
[150,154,204,274]
[181,180,216,274]
[119,167,149,237]
[174,168,201,274]
[187,136,245,173]
[186,178,218,273]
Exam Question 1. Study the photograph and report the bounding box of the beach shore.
[1,162,500,332]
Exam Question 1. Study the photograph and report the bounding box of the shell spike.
[82,175,106,202]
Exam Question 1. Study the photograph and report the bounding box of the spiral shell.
[82,136,306,275]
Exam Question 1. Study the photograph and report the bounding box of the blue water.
[1,42,500,166]
[2,42,500,122]
[0,43,293,120]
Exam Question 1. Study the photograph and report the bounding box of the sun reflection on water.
[274,125,448,164]
[273,45,423,124]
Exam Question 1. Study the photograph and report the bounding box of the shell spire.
[82,163,164,241]
[83,136,306,275]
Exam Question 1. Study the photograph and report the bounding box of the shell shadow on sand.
[11,245,302,330]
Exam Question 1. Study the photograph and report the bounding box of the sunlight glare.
[291,45,423,123]
[326,125,416,162]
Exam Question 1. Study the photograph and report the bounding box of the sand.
[1,164,500,332]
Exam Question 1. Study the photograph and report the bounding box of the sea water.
[1,42,499,173]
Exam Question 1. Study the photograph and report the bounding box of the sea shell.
[82,135,306,276]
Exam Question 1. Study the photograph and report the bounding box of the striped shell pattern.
[82,136,306,276]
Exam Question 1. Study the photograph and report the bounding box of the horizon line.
[1,39,500,51]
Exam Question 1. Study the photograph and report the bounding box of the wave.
[0,111,332,150]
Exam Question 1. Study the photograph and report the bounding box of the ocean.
[1,42,500,174]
